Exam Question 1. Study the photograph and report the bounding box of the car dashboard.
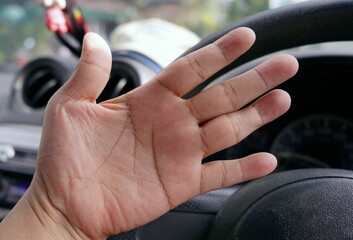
[1,48,353,239]
[207,51,353,172]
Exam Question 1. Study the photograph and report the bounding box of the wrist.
[0,178,88,240]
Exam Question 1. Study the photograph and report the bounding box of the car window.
[0,0,274,71]
[10,0,353,76]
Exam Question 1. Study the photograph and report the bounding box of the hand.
[2,27,298,239]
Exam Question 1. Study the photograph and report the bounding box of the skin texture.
[0,27,298,239]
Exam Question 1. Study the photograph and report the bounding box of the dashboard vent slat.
[17,57,76,109]
[97,61,140,102]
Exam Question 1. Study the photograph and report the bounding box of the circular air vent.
[97,61,140,103]
[23,68,61,108]
[19,57,76,109]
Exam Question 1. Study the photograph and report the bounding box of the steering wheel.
[181,0,353,98]
[175,0,353,239]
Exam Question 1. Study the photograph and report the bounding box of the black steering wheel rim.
[180,0,353,98]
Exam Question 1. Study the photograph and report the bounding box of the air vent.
[23,68,61,108]
[97,61,140,102]
[19,57,76,109]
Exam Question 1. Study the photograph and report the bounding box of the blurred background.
[0,0,309,71]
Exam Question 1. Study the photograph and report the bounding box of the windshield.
[0,0,314,72]
[0,0,265,70]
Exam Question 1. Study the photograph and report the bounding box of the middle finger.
[186,54,298,124]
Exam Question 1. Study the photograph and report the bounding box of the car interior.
[1,0,353,239]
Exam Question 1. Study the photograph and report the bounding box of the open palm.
[29,28,298,239]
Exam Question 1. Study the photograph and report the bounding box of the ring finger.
[186,54,298,124]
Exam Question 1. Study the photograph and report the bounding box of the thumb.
[58,32,112,102]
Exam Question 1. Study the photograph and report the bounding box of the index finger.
[154,27,256,97]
